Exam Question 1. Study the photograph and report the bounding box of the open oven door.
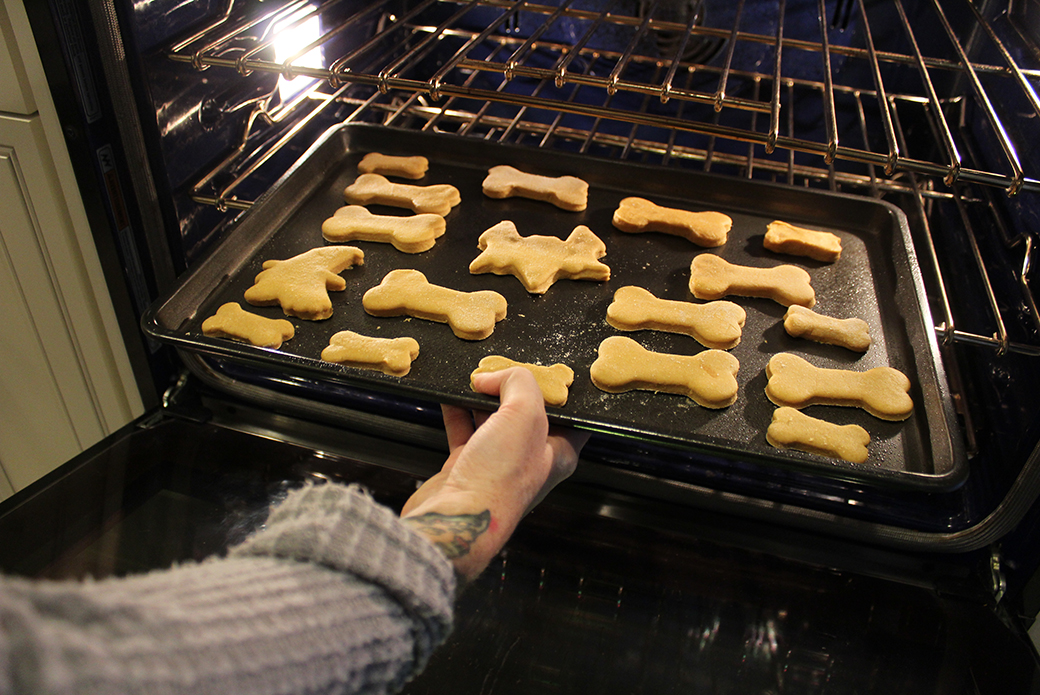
[1,370,1038,695]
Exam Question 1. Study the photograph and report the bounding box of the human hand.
[401,367,588,581]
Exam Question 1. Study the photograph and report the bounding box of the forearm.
[401,488,518,583]
[401,370,587,582]
[0,483,456,695]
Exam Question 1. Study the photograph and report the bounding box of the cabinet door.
[0,1,35,115]
[0,113,139,495]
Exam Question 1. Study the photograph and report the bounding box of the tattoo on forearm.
[403,510,491,558]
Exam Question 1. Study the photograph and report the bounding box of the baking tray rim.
[142,123,967,492]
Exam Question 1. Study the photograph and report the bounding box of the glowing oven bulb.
[273,6,323,102]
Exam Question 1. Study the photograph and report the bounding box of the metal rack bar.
[606,0,658,96]
[766,0,785,154]
[928,0,1023,194]
[817,0,839,163]
[659,8,699,105]
[551,0,619,87]
[427,0,526,99]
[714,0,747,112]
[855,0,899,174]
[963,0,1040,123]
[505,0,574,80]
[327,0,438,80]
[892,0,962,185]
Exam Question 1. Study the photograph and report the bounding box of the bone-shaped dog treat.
[362,269,507,340]
[320,330,420,377]
[767,406,871,464]
[481,165,588,211]
[764,220,842,262]
[784,305,871,352]
[690,254,815,308]
[469,221,610,294]
[765,352,913,421]
[343,173,460,216]
[612,197,732,248]
[470,356,575,407]
[590,336,739,408]
[606,286,746,350]
[321,206,446,253]
[201,302,295,349]
[357,152,428,180]
[243,246,364,320]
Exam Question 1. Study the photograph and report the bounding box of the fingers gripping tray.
[143,124,965,491]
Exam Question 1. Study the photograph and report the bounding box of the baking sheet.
[144,124,965,490]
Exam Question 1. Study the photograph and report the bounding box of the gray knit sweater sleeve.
[0,483,456,695]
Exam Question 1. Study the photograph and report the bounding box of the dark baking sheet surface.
[144,124,965,490]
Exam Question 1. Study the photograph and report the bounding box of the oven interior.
[94,0,1040,574]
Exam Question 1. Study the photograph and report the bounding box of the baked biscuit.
[765,352,913,421]
[243,246,364,320]
[606,286,745,350]
[481,165,588,211]
[321,205,445,253]
[690,254,815,308]
[766,406,870,463]
[469,221,610,294]
[357,152,428,180]
[201,302,295,349]
[783,305,871,352]
[612,197,731,248]
[590,336,739,408]
[343,173,460,216]
[764,220,842,262]
[362,269,507,340]
[470,356,575,407]
[321,330,420,377]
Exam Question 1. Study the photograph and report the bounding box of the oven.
[5,0,1040,691]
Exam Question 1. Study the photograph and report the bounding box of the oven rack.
[171,0,1040,194]
[184,79,1040,368]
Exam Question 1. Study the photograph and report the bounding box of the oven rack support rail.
[172,0,1040,359]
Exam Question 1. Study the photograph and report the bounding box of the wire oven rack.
[168,0,1040,370]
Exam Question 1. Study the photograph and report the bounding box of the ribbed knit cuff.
[229,483,456,670]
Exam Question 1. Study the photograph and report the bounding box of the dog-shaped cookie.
[243,246,364,320]
[469,221,610,294]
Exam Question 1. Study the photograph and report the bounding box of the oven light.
[273,6,324,102]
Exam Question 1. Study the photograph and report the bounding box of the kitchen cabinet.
[0,0,142,499]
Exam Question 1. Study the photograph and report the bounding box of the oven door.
[0,373,1036,695]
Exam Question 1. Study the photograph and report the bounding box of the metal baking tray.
[144,124,965,491]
